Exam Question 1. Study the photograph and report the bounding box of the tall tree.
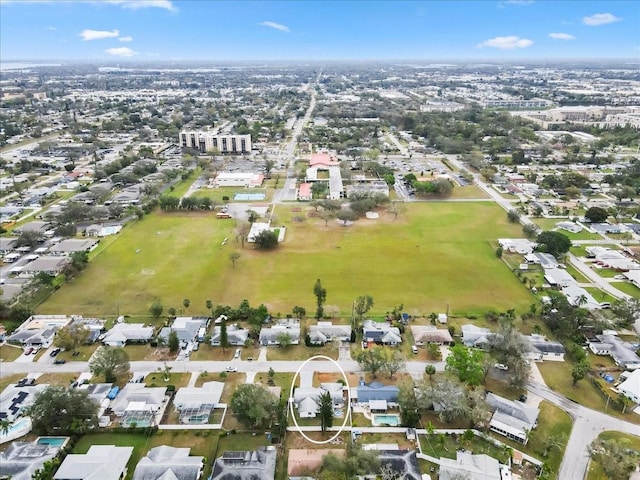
[354,295,374,321]
[25,386,98,435]
[416,377,470,424]
[230,384,278,428]
[536,231,571,258]
[220,319,229,352]
[316,391,334,432]
[149,301,163,319]
[445,344,484,386]
[54,324,91,354]
[397,378,420,427]
[313,278,327,319]
[89,347,130,383]
[487,321,531,389]
[589,438,640,480]
[168,331,180,353]
[229,251,241,268]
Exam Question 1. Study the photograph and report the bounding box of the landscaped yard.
[0,344,23,361]
[420,431,510,463]
[611,281,640,298]
[489,401,572,477]
[73,430,219,480]
[537,361,640,424]
[144,372,190,389]
[37,202,532,317]
[587,431,640,480]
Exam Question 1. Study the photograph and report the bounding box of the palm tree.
[0,419,10,436]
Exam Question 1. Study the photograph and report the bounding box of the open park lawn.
[38,202,531,317]
[587,431,640,480]
[73,430,219,480]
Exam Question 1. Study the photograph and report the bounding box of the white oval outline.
[289,354,351,445]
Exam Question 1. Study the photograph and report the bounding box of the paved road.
[568,252,631,300]
[527,380,640,480]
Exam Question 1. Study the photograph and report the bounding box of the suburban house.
[102,323,154,347]
[362,320,402,346]
[132,446,204,480]
[210,447,277,480]
[354,382,399,412]
[525,334,565,361]
[589,334,640,370]
[618,370,640,404]
[562,284,603,310]
[439,451,503,480]
[7,315,71,348]
[0,439,65,480]
[524,252,559,269]
[486,392,539,445]
[259,319,301,346]
[624,270,640,289]
[0,237,17,255]
[77,383,113,416]
[158,317,204,344]
[48,238,99,256]
[497,238,536,255]
[462,325,493,349]
[308,321,352,345]
[543,268,575,288]
[172,382,224,424]
[0,383,49,422]
[67,316,105,343]
[211,324,249,346]
[293,383,344,418]
[53,445,133,480]
[20,256,71,277]
[13,220,50,235]
[111,384,167,427]
[410,325,453,345]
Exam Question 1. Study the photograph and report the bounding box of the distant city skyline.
[1,0,639,62]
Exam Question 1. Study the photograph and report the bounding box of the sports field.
[38,202,531,317]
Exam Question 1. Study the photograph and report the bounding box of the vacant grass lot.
[38,202,531,317]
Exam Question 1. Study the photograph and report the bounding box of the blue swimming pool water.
[373,414,400,426]
[36,437,67,446]
[234,193,265,201]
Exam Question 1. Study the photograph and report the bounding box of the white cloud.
[79,29,120,41]
[549,32,575,40]
[1,0,177,11]
[118,36,133,42]
[105,46,138,57]
[583,13,621,26]
[259,21,290,33]
[46,25,57,31]
[105,0,177,12]
[476,36,533,50]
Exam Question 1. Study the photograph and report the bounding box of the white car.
[494,363,508,371]
[225,366,238,373]
[614,274,626,280]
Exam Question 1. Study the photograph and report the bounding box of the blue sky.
[1,0,638,61]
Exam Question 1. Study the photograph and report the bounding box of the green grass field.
[38,202,532,317]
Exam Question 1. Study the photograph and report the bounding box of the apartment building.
[179,130,252,155]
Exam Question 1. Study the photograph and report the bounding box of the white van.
[411,345,419,354]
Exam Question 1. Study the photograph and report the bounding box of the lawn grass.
[0,344,23,361]
[35,372,79,386]
[267,343,338,361]
[420,431,510,463]
[537,361,640,424]
[490,401,572,476]
[73,430,219,480]
[587,431,640,480]
[448,185,489,199]
[144,372,190,389]
[38,202,532,317]
[564,264,591,283]
[611,282,640,298]
[56,344,99,362]
[584,287,617,304]
[0,373,25,393]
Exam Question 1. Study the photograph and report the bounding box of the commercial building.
[180,130,251,155]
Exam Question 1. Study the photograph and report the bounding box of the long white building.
[179,130,252,155]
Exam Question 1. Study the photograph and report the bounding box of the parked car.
[49,348,61,357]
[54,359,66,365]
[411,345,419,354]
[234,348,241,359]
[494,363,509,371]
[225,366,238,372]
[24,347,33,355]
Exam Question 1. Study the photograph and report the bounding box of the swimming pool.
[36,437,70,448]
[372,414,400,426]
